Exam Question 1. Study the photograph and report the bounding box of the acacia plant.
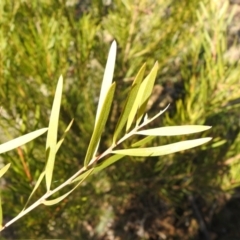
[0,41,211,231]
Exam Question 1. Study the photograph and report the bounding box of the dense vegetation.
[0,0,240,239]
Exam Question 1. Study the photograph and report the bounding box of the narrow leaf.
[72,154,124,183]
[56,119,74,152]
[136,125,212,136]
[126,62,158,131]
[113,64,146,143]
[0,128,48,154]
[131,136,155,147]
[43,168,93,206]
[96,41,116,125]
[136,62,158,125]
[45,75,63,191]
[112,138,212,156]
[0,163,11,178]
[22,171,45,210]
[84,83,116,167]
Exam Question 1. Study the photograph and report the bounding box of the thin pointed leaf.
[84,83,116,167]
[0,163,11,178]
[72,154,124,183]
[43,168,93,206]
[112,138,212,156]
[136,125,212,136]
[45,75,63,191]
[113,64,146,143]
[96,41,116,125]
[136,62,158,125]
[22,171,45,210]
[56,119,74,152]
[126,62,158,131]
[131,136,155,147]
[0,128,48,154]
[93,41,117,158]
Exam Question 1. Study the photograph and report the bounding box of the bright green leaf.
[113,64,146,143]
[84,83,116,167]
[136,125,212,136]
[112,137,212,156]
[0,128,48,154]
[45,75,63,191]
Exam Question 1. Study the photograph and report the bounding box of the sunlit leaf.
[56,119,74,152]
[93,41,116,158]
[22,171,45,210]
[0,163,11,178]
[72,154,124,183]
[95,40,116,125]
[84,83,116,167]
[113,64,146,143]
[136,125,211,136]
[45,75,63,191]
[112,138,212,156]
[0,128,48,154]
[126,62,158,131]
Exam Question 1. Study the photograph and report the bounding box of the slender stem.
[1,109,164,230]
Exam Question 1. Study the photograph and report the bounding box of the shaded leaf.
[136,125,211,136]
[131,136,155,147]
[113,64,146,143]
[0,128,48,154]
[112,138,212,156]
[72,154,124,183]
[84,83,116,167]
[45,75,63,191]
[0,163,11,178]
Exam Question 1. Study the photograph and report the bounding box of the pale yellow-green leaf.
[0,128,48,154]
[84,83,116,167]
[0,163,11,178]
[136,62,158,125]
[56,119,74,152]
[72,154,124,183]
[22,171,45,210]
[136,125,211,136]
[96,41,116,125]
[112,138,212,156]
[126,62,158,131]
[113,64,146,143]
[45,75,63,191]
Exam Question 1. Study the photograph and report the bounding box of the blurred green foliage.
[0,0,240,239]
